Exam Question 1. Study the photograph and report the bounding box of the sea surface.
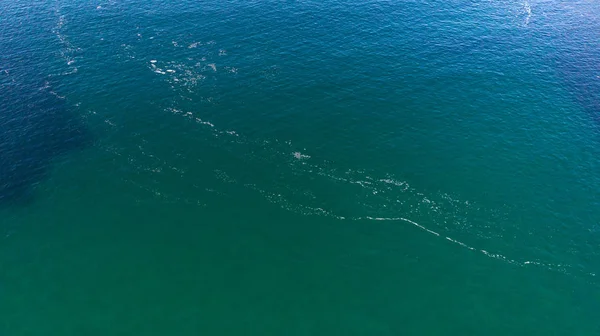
[1,0,600,334]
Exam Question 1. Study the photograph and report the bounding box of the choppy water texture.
[1,0,600,334]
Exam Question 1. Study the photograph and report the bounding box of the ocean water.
[1,0,600,334]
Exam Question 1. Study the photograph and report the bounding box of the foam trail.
[355,216,584,276]
[364,216,440,237]
[360,216,522,264]
[523,1,531,26]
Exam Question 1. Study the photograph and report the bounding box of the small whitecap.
[293,152,310,160]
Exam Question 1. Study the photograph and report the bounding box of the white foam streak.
[360,216,525,265]
[523,1,531,26]
[364,216,441,237]
[357,216,581,274]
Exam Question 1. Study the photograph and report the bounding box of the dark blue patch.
[0,71,90,206]
[556,49,600,123]
[0,2,92,207]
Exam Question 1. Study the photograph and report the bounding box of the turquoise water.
[2,0,600,334]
